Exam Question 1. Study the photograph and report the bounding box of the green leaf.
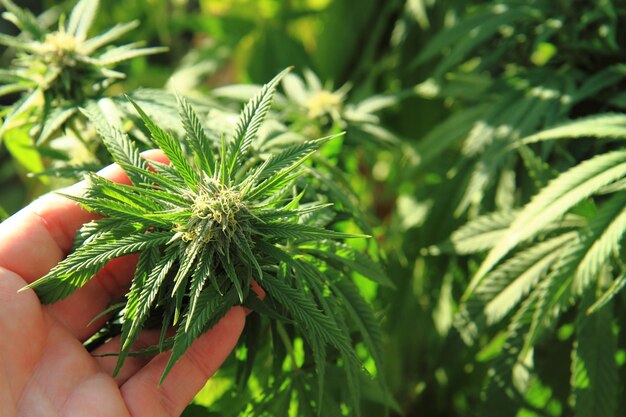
[571,294,618,417]
[4,128,44,174]
[72,217,139,248]
[96,44,168,66]
[114,246,165,375]
[227,67,291,178]
[117,163,186,194]
[308,334,327,414]
[478,232,574,325]
[82,20,140,53]
[27,231,173,303]
[171,228,205,295]
[0,205,8,221]
[67,0,99,41]
[245,169,303,201]
[232,230,263,284]
[250,134,337,185]
[127,96,198,188]
[0,83,30,98]
[254,203,333,222]
[83,173,159,211]
[177,95,215,176]
[82,104,150,186]
[37,106,77,145]
[300,241,393,288]
[588,272,626,314]
[414,7,533,76]
[255,222,368,241]
[467,149,626,298]
[220,246,246,302]
[63,193,166,227]
[1,88,41,138]
[333,278,388,390]
[161,288,237,382]
[0,33,37,51]
[570,65,626,105]
[573,191,626,294]
[440,210,518,255]
[519,113,626,146]
[0,0,44,39]
[411,105,489,168]
[261,273,355,359]
[185,245,216,331]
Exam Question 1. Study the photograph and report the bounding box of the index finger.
[0,150,168,281]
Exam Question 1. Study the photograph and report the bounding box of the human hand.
[0,151,246,417]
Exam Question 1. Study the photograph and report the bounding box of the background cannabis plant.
[405,1,626,416]
[0,0,166,142]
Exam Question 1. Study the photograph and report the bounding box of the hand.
[0,151,246,417]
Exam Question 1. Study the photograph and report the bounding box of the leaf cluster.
[0,0,166,143]
[27,68,392,415]
[408,1,626,415]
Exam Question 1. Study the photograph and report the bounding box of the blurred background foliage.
[4,0,626,416]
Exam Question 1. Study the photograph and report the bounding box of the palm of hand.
[1,270,135,416]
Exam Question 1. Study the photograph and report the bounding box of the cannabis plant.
[412,1,626,216]
[280,69,400,147]
[408,1,626,415]
[0,0,165,144]
[26,69,392,415]
[452,116,626,417]
[213,69,400,150]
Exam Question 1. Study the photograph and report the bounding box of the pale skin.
[0,150,246,417]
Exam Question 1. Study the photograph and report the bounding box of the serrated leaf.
[573,191,626,294]
[588,272,626,314]
[250,134,337,185]
[255,222,367,241]
[82,20,139,53]
[114,246,165,374]
[0,0,44,39]
[185,245,215,330]
[227,67,291,178]
[36,106,77,145]
[177,95,215,176]
[96,45,168,66]
[481,232,574,324]
[262,273,354,359]
[520,113,626,146]
[333,278,388,393]
[161,288,237,382]
[300,241,393,288]
[27,231,173,303]
[82,104,150,185]
[67,0,98,41]
[468,149,626,298]
[571,294,618,417]
[128,96,198,188]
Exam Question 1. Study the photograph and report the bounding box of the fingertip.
[96,149,169,185]
[140,149,169,165]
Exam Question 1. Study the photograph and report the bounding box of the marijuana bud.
[26,68,392,414]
